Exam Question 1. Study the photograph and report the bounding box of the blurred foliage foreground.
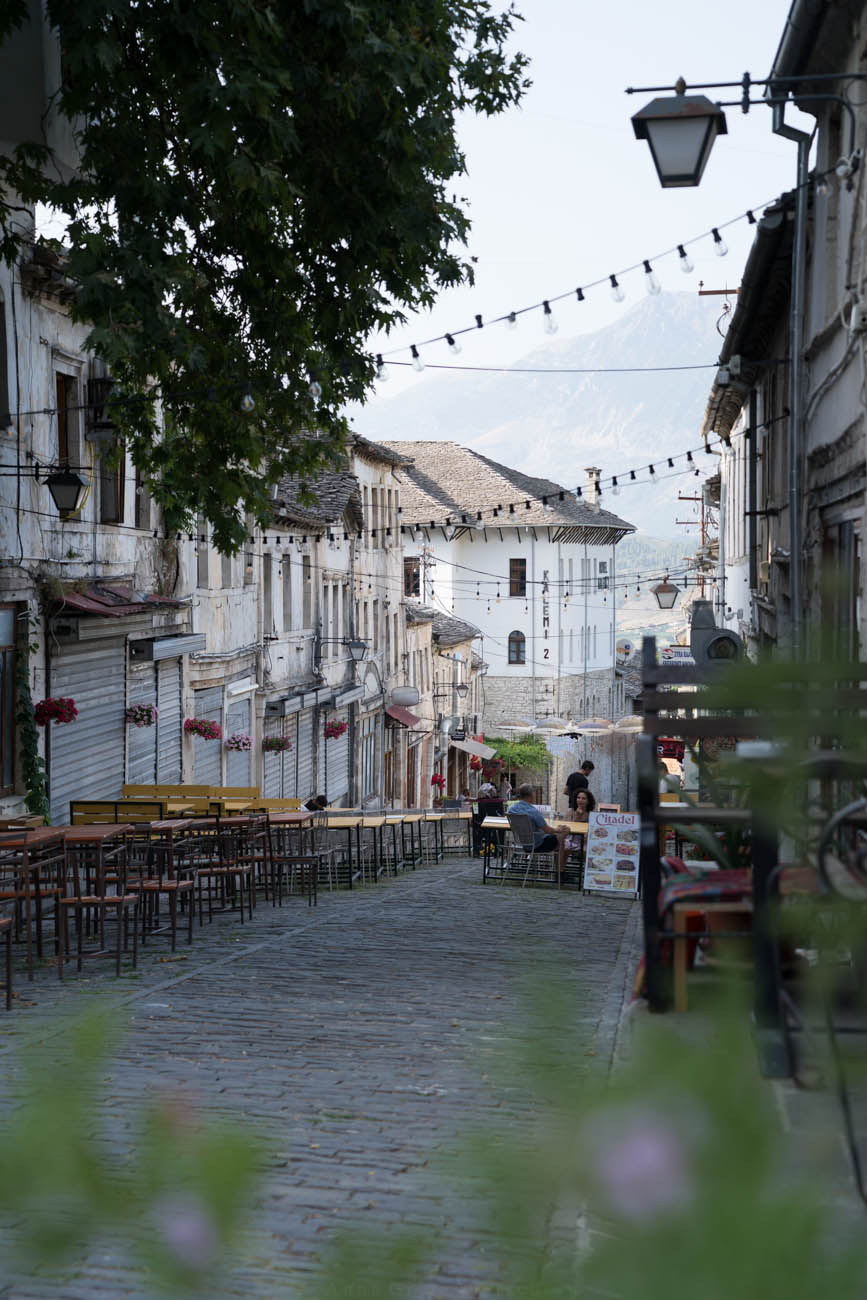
[1,986,866,1299]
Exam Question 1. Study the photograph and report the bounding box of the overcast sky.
[358,0,810,405]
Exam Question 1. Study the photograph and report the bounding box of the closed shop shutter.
[263,714,298,797]
[49,638,126,823]
[225,697,251,785]
[126,663,157,785]
[318,711,350,805]
[193,686,223,786]
[295,707,314,799]
[156,657,182,783]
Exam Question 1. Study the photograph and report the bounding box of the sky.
[357,0,812,406]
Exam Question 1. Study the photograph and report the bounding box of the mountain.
[350,292,725,536]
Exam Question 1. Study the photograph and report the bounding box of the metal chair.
[503,812,558,888]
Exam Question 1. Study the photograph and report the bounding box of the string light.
[375,354,388,381]
[611,476,620,496]
[240,385,255,413]
[506,311,517,330]
[677,244,693,274]
[542,300,558,334]
[308,373,322,401]
[575,287,585,302]
[411,345,424,373]
[643,260,661,295]
[445,333,461,356]
[712,227,728,257]
[609,273,625,303]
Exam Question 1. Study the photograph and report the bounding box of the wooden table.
[673,899,753,1012]
[0,828,67,979]
[323,815,364,887]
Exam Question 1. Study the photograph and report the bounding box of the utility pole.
[676,492,707,598]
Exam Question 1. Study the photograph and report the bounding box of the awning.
[449,737,496,760]
[385,704,422,728]
[57,583,182,617]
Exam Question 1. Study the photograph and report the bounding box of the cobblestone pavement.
[0,856,639,1298]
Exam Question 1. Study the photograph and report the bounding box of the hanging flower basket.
[34,696,78,726]
[469,755,482,771]
[224,732,252,752]
[262,735,293,753]
[184,717,222,741]
[125,702,158,728]
[324,719,348,740]
[431,773,446,789]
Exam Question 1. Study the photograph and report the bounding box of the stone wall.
[481,669,622,728]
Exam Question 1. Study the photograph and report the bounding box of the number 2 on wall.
[543,648,549,659]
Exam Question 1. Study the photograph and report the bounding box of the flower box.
[224,733,252,752]
[184,718,222,741]
[430,773,446,789]
[262,736,293,753]
[125,702,158,728]
[34,697,78,726]
[324,719,348,740]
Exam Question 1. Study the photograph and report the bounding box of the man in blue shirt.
[508,783,569,876]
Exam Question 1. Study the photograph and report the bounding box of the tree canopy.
[1,1,528,550]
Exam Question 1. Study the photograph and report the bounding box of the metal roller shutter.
[126,664,157,785]
[156,658,182,783]
[318,710,350,805]
[295,707,314,800]
[225,696,251,785]
[263,714,298,797]
[49,639,126,822]
[193,686,223,786]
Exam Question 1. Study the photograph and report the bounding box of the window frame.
[507,630,526,665]
[509,558,527,598]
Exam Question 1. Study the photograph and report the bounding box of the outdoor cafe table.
[424,809,472,860]
[480,815,510,865]
[398,812,424,868]
[0,827,67,979]
[265,810,314,855]
[322,814,364,888]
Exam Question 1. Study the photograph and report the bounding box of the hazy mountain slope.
[351,292,726,535]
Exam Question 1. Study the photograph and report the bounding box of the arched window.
[507,630,526,665]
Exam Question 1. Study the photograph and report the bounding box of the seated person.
[572,788,596,819]
[508,782,569,876]
[303,794,329,812]
[473,781,505,856]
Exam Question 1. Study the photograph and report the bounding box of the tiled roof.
[351,433,409,467]
[432,611,481,647]
[405,603,437,625]
[56,583,182,617]
[273,469,363,530]
[382,441,635,538]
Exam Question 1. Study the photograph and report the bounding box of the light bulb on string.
[308,373,322,401]
[445,333,461,356]
[611,476,620,496]
[506,311,517,331]
[542,300,558,334]
[411,345,424,373]
[575,287,585,303]
[677,244,694,274]
[816,173,832,198]
[643,260,661,295]
[648,464,657,485]
[240,385,255,413]
[375,354,388,381]
[609,274,625,303]
[712,227,728,257]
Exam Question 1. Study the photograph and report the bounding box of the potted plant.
[262,735,293,753]
[431,772,446,805]
[183,718,222,741]
[125,702,158,728]
[224,733,252,751]
[34,696,78,726]
[324,719,348,740]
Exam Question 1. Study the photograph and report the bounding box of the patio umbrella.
[612,715,644,733]
[497,716,534,730]
[533,716,570,731]
[575,716,613,733]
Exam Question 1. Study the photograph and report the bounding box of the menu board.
[583,810,640,896]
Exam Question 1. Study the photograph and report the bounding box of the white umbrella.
[575,715,613,733]
[612,715,644,733]
[497,716,534,730]
[533,716,570,731]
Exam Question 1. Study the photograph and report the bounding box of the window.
[0,299,8,428]
[404,556,420,597]
[509,558,526,597]
[55,372,77,466]
[302,555,311,625]
[508,630,526,665]
[196,516,209,588]
[281,557,292,631]
[263,554,273,633]
[597,558,609,591]
[0,606,15,793]
[134,463,151,531]
[361,714,377,797]
[221,550,233,589]
[99,448,125,524]
[373,599,379,651]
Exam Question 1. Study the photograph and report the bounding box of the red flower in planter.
[34,697,78,726]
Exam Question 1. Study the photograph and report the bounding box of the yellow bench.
[70,800,167,824]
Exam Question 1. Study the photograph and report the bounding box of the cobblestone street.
[0,858,639,1298]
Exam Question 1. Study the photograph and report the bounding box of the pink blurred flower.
[153,1192,219,1270]
[586,1106,695,1223]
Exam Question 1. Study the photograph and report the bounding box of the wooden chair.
[127,825,197,951]
[58,834,139,977]
[193,820,255,924]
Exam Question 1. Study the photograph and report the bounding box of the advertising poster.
[584,810,640,896]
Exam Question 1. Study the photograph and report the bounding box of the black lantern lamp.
[455,681,470,699]
[345,638,369,663]
[631,80,728,187]
[44,467,88,514]
[651,578,681,610]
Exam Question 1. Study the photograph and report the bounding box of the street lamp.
[455,682,469,699]
[317,637,369,665]
[650,578,681,610]
[44,467,88,514]
[630,80,727,187]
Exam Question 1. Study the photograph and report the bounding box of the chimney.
[584,466,601,511]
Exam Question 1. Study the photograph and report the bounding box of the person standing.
[564,761,594,811]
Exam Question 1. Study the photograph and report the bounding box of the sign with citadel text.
[584,810,640,897]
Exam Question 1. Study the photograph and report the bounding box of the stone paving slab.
[0,858,638,1298]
